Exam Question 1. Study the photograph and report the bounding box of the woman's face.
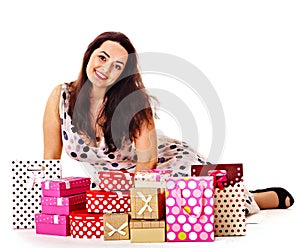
[86,40,128,89]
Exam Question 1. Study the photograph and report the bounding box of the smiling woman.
[43,31,294,216]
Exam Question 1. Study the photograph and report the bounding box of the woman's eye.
[99,55,106,61]
[114,64,122,70]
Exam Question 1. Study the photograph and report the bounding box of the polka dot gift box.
[86,190,131,213]
[98,170,134,191]
[165,176,215,242]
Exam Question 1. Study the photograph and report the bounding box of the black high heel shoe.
[250,187,294,209]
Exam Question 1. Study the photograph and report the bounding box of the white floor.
[7,203,298,248]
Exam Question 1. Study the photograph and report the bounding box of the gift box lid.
[130,219,165,229]
[41,176,91,190]
[99,171,134,181]
[41,193,86,206]
[69,209,103,221]
[35,213,68,225]
[86,190,130,199]
[135,169,172,181]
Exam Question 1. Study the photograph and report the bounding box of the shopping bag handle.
[208,170,227,190]
[174,183,204,218]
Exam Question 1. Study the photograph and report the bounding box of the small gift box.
[86,190,131,213]
[35,213,69,236]
[130,219,165,243]
[134,169,172,188]
[165,176,215,242]
[69,210,104,239]
[103,213,130,240]
[40,193,86,215]
[98,171,134,191]
[130,188,165,220]
[41,177,91,197]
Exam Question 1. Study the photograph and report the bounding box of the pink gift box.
[165,176,215,242]
[35,213,69,236]
[41,176,91,197]
[98,171,134,191]
[134,169,173,188]
[41,193,86,215]
[86,190,131,213]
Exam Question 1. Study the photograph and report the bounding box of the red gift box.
[40,193,86,215]
[86,190,131,213]
[98,171,134,191]
[69,209,104,239]
[41,177,91,197]
[35,213,69,236]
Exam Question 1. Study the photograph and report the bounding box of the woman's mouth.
[95,70,108,80]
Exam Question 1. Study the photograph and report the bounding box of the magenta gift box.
[41,176,91,197]
[41,193,86,215]
[35,213,70,236]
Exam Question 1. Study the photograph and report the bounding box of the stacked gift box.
[85,170,134,241]
[34,176,90,236]
[129,169,172,243]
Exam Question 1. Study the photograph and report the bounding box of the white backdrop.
[1,0,300,245]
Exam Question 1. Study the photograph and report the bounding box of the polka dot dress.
[59,83,207,186]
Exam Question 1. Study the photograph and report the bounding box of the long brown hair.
[69,32,155,152]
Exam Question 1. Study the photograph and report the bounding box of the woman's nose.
[102,62,112,73]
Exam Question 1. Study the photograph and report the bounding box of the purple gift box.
[41,176,91,197]
[35,213,70,236]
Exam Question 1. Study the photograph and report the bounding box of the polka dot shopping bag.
[11,160,62,229]
[165,176,215,242]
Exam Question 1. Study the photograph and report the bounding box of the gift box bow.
[137,191,153,215]
[106,221,128,236]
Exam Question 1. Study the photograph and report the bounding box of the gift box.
[191,164,246,236]
[165,176,215,242]
[130,219,165,243]
[98,170,134,191]
[134,169,172,188]
[69,210,104,239]
[41,176,91,197]
[103,213,130,240]
[130,188,165,220]
[11,160,62,229]
[41,193,86,215]
[86,190,131,213]
[35,213,69,236]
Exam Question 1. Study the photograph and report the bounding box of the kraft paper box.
[86,190,131,213]
[134,169,172,188]
[191,163,247,236]
[98,170,134,191]
[103,213,130,240]
[69,210,104,239]
[130,219,165,243]
[35,213,69,236]
[11,160,62,229]
[41,193,86,215]
[130,187,165,220]
[41,176,90,197]
[165,176,215,242]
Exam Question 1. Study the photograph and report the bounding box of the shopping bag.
[11,160,62,229]
[191,163,246,236]
[165,176,215,242]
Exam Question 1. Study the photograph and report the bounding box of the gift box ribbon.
[27,171,45,189]
[106,221,128,236]
[137,192,153,215]
[208,170,227,190]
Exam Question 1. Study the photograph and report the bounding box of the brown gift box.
[130,188,165,220]
[130,219,165,243]
[103,213,129,240]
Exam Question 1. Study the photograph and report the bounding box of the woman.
[43,31,294,213]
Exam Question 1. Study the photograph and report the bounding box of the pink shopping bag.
[165,176,215,242]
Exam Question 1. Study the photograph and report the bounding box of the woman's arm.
[134,119,158,172]
[43,84,63,159]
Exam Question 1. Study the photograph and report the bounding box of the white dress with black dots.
[59,83,260,215]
